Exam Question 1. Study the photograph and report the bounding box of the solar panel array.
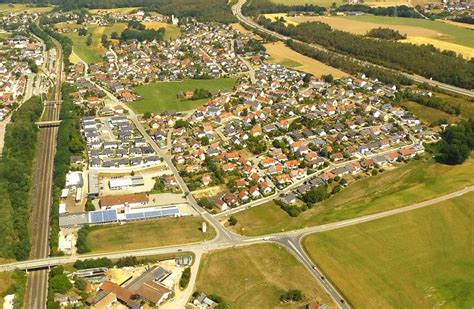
[125,207,179,221]
[88,209,118,224]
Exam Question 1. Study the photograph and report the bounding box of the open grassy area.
[434,92,474,120]
[195,243,335,308]
[64,23,127,64]
[303,193,474,308]
[231,154,474,236]
[0,3,53,14]
[265,42,348,78]
[0,271,13,295]
[401,101,460,125]
[83,216,216,253]
[129,78,237,114]
[143,21,181,40]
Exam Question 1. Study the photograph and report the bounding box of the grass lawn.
[303,193,474,308]
[434,92,474,120]
[83,216,216,253]
[64,23,127,64]
[195,243,336,308]
[401,101,460,125]
[0,3,53,14]
[129,78,237,114]
[231,154,474,236]
[265,42,348,78]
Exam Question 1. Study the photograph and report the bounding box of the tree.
[110,31,119,39]
[86,34,92,46]
[228,216,237,226]
[78,28,88,36]
[50,274,72,294]
[280,289,304,302]
[143,111,152,119]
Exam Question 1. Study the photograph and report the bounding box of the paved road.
[8,185,473,307]
[24,32,63,309]
[232,0,474,99]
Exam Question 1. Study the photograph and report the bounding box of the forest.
[259,17,474,89]
[287,40,412,86]
[0,96,43,261]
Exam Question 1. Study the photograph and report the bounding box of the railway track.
[24,31,63,309]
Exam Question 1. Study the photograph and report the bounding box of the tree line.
[0,96,43,260]
[336,4,422,18]
[50,84,85,256]
[259,17,474,89]
[242,0,325,16]
[399,91,461,115]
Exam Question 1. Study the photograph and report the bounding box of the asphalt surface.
[232,0,474,99]
[23,34,63,309]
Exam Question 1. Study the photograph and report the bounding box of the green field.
[342,15,474,48]
[195,244,335,308]
[270,0,345,7]
[277,58,303,68]
[83,216,215,253]
[435,92,474,120]
[303,193,474,308]
[231,154,474,236]
[129,78,237,114]
[64,23,127,64]
[0,3,53,14]
[401,101,460,125]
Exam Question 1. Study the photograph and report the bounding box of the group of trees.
[0,97,43,261]
[242,0,325,16]
[29,23,54,50]
[73,257,114,269]
[48,266,72,308]
[121,20,166,42]
[191,88,211,100]
[336,4,422,18]
[76,225,92,254]
[259,17,474,89]
[436,119,474,165]
[366,27,406,40]
[280,289,304,302]
[179,267,191,288]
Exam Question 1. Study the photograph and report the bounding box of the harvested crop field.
[264,42,348,78]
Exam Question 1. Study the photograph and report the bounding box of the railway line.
[24,32,63,309]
